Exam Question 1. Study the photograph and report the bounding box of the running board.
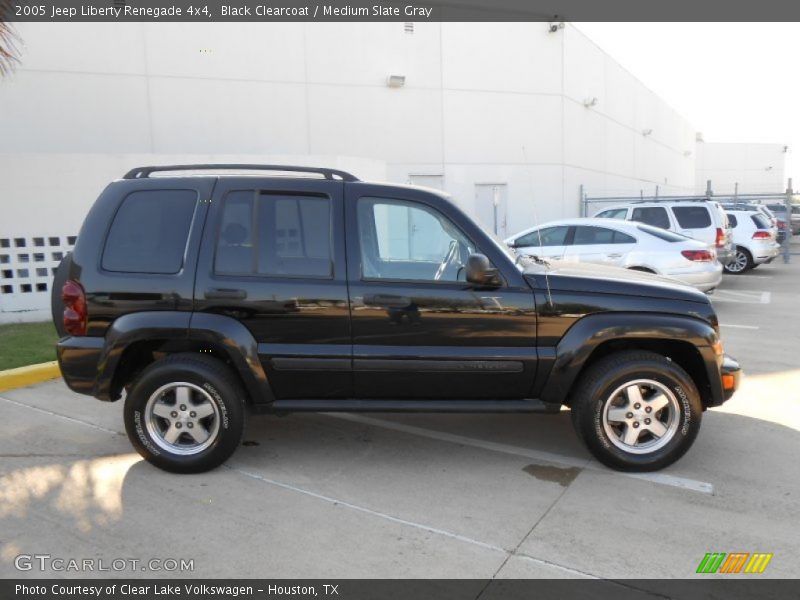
[254,398,560,414]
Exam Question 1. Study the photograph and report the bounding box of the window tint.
[751,214,769,230]
[728,214,738,228]
[215,191,254,274]
[596,208,628,220]
[357,198,477,282]
[528,226,570,247]
[257,194,331,277]
[636,224,685,242]
[102,190,197,274]
[573,226,614,245]
[215,191,332,278]
[673,206,712,229]
[631,206,670,230]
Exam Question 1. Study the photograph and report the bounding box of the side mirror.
[506,240,518,249]
[466,253,501,287]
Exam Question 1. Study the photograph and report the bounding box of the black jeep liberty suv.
[53,165,741,473]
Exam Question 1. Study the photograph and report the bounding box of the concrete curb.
[0,361,61,393]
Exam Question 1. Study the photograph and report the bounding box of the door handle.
[205,287,247,300]
[363,294,411,308]
[607,253,622,259]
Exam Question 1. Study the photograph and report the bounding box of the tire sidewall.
[124,359,244,473]
[580,360,702,471]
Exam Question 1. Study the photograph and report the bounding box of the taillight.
[681,250,714,262]
[62,280,87,336]
[777,220,786,230]
[714,227,725,248]
[752,231,771,240]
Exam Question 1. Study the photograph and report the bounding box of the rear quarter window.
[637,224,686,242]
[672,206,712,229]
[102,190,198,274]
[728,214,739,228]
[751,214,769,229]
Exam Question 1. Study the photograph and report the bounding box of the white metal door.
[475,184,508,238]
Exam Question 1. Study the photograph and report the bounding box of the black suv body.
[55,165,741,473]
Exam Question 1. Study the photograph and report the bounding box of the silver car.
[506,218,723,292]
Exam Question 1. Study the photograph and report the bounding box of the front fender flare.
[539,312,721,406]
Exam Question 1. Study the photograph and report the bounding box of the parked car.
[505,218,723,292]
[53,164,740,474]
[761,203,800,236]
[723,209,781,273]
[593,200,735,266]
[720,202,783,243]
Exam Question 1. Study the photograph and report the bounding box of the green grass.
[0,321,59,371]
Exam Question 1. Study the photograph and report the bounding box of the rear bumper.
[720,354,742,403]
[56,336,104,398]
[716,244,735,266]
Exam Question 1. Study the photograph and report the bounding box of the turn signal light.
[681,250,714,262]
[722,374,736,390]
[715,227,726,248]
[62,279,87,336]
[752,231,771,240]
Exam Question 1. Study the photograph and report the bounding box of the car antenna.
[522,145,553,307]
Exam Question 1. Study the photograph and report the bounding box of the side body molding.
[187,312,275,404]
[539,312,722,406]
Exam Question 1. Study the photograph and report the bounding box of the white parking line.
[226,464,601,579]
[325,414,714,495]
[719,323,760,330]
[0,394,124,436]
[712,290,771,304]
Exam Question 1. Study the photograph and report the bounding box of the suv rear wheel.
[124,353,246,473]
[724,246,753,274]
[570,350,702,471]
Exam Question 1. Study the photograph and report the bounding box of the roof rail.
[122,164,360,182]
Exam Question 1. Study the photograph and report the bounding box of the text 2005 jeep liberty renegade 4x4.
[53,165,741,473]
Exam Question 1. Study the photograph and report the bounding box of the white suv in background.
[723,209,780,274]
[593,200,735,266]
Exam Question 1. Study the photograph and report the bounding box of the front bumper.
[720,354,742,402]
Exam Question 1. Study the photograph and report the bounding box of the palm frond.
[0,0,21,76]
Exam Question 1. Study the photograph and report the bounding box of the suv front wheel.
[570,350,702,471]
[124,353,246,473]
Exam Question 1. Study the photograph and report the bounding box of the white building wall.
[0,21,698,321]
[695,141,788,195]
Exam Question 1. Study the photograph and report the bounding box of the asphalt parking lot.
[1,248,798,580]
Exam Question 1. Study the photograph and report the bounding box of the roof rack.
[122,164,360,182]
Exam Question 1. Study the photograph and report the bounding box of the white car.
[723,209,781,274]
[506,218,723,292]
[593,200,735,266]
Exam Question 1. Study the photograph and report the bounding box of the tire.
[570,350,702,472]
[723,246,753,274]
[124,353,246,473]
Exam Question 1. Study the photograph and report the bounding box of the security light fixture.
[549,21,565,33]
[387,75,406,88]
[583,97,598,108]
[642,129,653,137]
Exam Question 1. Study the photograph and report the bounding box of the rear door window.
[672,206,712,229]
[215,191,332,278]
[102,190,198,274]
[573,226,616,245]
[631,206,670,230]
